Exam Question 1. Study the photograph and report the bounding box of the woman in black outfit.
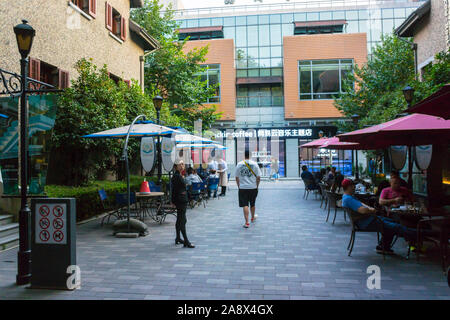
[171,160,195,248]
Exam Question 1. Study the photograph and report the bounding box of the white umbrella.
[82,121,182,138]
[174,133,214,144]
[176,143,226,149]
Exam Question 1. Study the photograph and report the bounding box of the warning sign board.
[35,203,67,245]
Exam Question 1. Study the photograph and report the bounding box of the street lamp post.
[13,20,35,286]
[351,114,360,180]
[402,85,415,188]
[153,95,163,185]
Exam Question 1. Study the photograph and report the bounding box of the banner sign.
[161,137,176,171]
[140,137,155,172]
[390,145,407,170]
[414,145,432,170]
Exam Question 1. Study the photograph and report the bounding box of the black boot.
[220,186,226,196]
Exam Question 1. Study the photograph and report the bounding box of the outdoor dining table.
[135,192,166,223]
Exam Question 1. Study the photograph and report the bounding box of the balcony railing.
[237,96,284,108]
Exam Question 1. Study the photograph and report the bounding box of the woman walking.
[171,160,195,248]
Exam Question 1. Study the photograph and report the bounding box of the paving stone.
[0,181,448,300]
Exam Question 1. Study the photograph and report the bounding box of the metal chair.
[115,192,142,220]
[302,178,319,200]
[344,207,385,259]
[207,177,220,199]
[318,183,329,209]
[325,191,345,224]
[99,188,121,226]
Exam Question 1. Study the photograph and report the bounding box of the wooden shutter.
[88,0,96,18]
[105,2,112,31]
[28,57,40,81]
[120,16,127,41]
[58,69,70,89]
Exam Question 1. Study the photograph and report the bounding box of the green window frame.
[198,64,221,103]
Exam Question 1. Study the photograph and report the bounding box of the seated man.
[326,167,336,185]
[185,167,203,186]
[379,176,414,207]
[301,165,318,190]
[341,178,419,254]
[330,171,344,193]
[390,170,408,188]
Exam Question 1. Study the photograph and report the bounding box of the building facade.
[0,0,158,214]
[175,0,425,177]
[0,0,158,90]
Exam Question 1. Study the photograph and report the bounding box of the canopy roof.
[82,122,181,138]
[406,84,450,119]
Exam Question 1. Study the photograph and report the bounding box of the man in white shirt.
[234,150,262,228]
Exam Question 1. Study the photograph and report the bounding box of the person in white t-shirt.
[234,150,262,228]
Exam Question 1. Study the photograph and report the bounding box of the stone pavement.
[0,181,449,300]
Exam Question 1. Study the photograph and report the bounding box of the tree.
[49,58,178,186]
[131,0,221,132]
[335,33,450,131]
[334,33,415,130]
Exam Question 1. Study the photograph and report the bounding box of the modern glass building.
[172,0,425,177]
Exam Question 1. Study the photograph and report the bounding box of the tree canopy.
[334,33,450,131]
[131,0,221,132]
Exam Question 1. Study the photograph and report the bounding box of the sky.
[180,0,314,9]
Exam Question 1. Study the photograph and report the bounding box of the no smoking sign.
[35,203,67,245]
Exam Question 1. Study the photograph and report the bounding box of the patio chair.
[318,183,329,209]
[325,191,345,224]
[417,216,450,272]
[99,188,121,226]
[302,178,319,200]
[207,177,220,199]
[115,192,142,221]
[344,207,385,259]
[148,181,162,192]
[188,182,205,208]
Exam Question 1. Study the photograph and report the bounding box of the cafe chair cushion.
[112,218,149,236]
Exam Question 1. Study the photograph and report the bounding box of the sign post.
[31,198,77,290]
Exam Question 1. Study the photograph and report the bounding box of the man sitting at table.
[185,167,203,186]
[379,176,414,207]
[390,170,408,188]
[342,178,418,254]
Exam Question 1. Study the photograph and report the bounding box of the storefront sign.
[215,128,313,139]
[140,137,155,173]
[317,149,337,157]
[390,145,407,170]
[414,145,432,170]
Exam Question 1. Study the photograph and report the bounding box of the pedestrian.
[171,160,195,248]
[235,150,262,228]
[217,157,228,196]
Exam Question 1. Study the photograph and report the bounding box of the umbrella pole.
[408,146,413,189]
[121,114,147,234]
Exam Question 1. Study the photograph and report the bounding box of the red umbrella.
[301,137,329,148]
[406,84,450,119]
[337,113,450,147]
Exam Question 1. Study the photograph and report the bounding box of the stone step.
[0,233,19,252]
[0,223,19,238]
[0,215,14,226]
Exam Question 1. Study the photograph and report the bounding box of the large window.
[237,84,283,108]
[298,59,353,100]
[199,64,221,103]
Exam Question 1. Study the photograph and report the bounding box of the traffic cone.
[140,179,150,193]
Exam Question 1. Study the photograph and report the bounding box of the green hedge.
[45,175,169,222]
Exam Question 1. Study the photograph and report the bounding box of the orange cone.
[140,179,150,193]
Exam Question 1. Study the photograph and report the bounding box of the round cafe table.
[135,192,165,223]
